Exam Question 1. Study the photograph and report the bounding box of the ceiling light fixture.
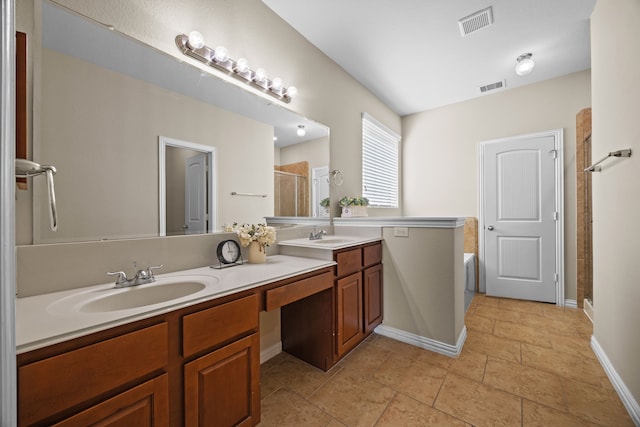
[176,32,297,103]
[515,53,535,76]
[297,125,306,137]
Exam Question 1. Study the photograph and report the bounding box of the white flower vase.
[247,241,266,264]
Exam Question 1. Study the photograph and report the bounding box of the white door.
[312,166,330,217]
[185,153,207,234]
[481,131,562,303]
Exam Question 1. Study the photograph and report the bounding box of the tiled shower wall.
[575,108,592,310]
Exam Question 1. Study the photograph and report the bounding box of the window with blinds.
[362,113,400,208]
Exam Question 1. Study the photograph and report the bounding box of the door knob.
[487,225,494,231]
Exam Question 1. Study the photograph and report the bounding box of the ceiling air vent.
[458,6,494,36]
[480,79,505,93]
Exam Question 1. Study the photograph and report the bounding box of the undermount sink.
[79,281,207,312]
[309,238,354,244]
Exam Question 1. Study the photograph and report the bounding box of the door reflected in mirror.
[159,136,216,236]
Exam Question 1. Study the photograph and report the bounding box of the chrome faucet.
[107,264,163,288]
[309,226,327,240]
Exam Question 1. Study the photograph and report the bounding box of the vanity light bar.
[175,33,297,103]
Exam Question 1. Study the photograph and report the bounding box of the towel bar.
[231,191,267,198]
[585,149,631,172]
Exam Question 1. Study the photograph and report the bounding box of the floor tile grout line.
[371,390,397,427]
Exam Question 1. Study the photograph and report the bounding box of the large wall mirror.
[18,0,330,245]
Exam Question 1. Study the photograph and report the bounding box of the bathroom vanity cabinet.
[17,266,334,427]
[334,242,383,360]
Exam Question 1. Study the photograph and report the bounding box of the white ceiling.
[262,0,597,116]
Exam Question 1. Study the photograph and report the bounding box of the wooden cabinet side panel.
[336,273,363,357]
[281,288,334,371]
[19,323,169,426]
[184,333,260,427]
[51,374,169,427]
[363,264,383,334]
[182,294,259,357]
[335,248,362,278]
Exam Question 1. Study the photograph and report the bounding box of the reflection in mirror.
[21,1,329,244]
[274,133,330,217]
[159,137,216,236]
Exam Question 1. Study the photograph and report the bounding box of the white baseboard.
[564,299,577,308]
[591,336,640,425]
[260,341,282,364]
[374,324,467,358]
[583,299,594,323]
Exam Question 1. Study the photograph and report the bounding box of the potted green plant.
[338,196,369,217]
[319,197,331,217]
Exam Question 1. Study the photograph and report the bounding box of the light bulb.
[213,46,229,63]
[285,86,298,98]
[187,31,205,49]
[297,125,306,137]
[235,58,249,73]
[254,68,267,83]
[515,53,535,76]
[271,77,283,91]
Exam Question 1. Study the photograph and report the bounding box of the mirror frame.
[158,136,216,236]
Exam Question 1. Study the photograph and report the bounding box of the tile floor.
[258,295,634,426]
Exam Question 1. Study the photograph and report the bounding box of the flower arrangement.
[338,196,369,207]
[320,197,330,208]
[235,223,276,251]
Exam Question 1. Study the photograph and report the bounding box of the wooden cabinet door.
[363,264,383,335]
[52,375,169,427]
[184,333,260,427]
[336,272,363,357]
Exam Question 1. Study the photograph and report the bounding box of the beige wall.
[381,227,464,346]
[402,70,592,301]
[591,0,640,410]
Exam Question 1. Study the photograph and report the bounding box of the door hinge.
[554,211,559,221]
[554,273,559,282]
[548,149,557,159]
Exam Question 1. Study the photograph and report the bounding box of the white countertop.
[278,235,382,250]
[16,255,335,354]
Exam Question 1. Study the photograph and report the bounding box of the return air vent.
[480,79,505,93]
[458,6,494,36]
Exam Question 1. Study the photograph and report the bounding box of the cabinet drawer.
[19,322,168,426]
[265,271,333,310]
[335,248,362,277]
[363,243,382,267]
[182,294,259,357]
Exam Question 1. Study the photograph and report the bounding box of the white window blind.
[362,113,400,208]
